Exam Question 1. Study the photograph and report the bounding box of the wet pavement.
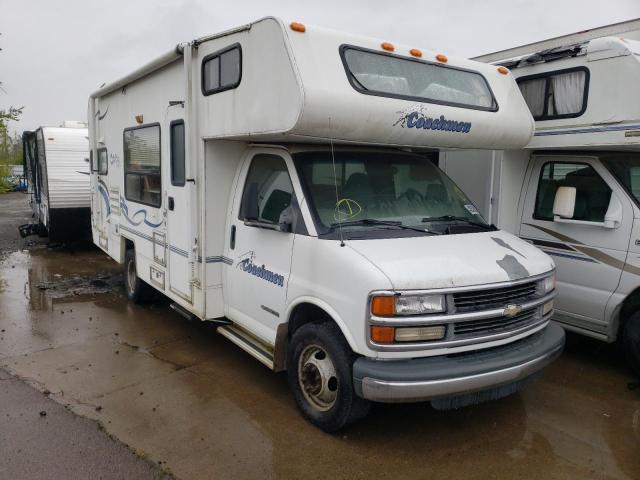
[0,191,639,479]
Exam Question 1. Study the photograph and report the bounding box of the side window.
[123,124,161,207]
[97,147,108,175]
[202,44,242,96]
[170,120,185,186]
[517,67,589,121]
[239,155,294,225]
[534,162,612,222]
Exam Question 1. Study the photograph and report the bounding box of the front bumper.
[353,322,565,403]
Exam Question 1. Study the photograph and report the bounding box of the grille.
[453,281,538,312]
[453,309,538,338]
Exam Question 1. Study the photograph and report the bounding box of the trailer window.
[202,44,242,96]
[97,147,108,175]
[517,67,589,120]
[534,162,611,222]
[123,124,161,208]
[170,120,185,186]
[340,46,497,111]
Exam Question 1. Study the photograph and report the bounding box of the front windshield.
[603,153,640,205]
[294,151,488,237]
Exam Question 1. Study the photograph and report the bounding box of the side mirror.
[604,193,623,229]
[553,186,576,219]
[240,183,259,221]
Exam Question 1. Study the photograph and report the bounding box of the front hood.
[348,230,554,290]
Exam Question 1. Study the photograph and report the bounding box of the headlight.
[371,294,445,316]
[540,273,556,294]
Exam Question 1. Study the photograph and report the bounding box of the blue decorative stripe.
[97,180,111,216]
[535,123,640,137]
[119,196,164,228]
[169,245,189,258]
[119,225,154,243]
[542,249,598,263]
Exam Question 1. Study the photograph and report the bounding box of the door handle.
[168,196,175,211]
[230,225,236,250]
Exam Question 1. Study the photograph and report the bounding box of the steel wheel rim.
[298,344,338,411]
[127,256,137,294]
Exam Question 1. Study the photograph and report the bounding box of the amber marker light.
[497,66,509,75]
[435,53,448,63]
[135,114,144,124]
[409,48,423,58]
[371,295,395,317]
[370,326,395,344]
[381,42,395,52]
[290,22,306,33]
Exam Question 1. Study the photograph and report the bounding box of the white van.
[21,121,90,241]
[88,17,563,431]
[443,36,640,374]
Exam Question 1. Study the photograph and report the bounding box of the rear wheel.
[622,311,640,376]
[124,248,154,304]
[287,322,370,432]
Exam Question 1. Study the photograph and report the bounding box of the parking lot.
[0,191,638,480]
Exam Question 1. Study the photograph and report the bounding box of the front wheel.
[622,311,640,376]
[287,322,370,432]
[124,248,154,304]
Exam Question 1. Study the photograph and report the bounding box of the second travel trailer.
[21,121,90,241]
[443,25,640,374]
[88,17,564,430]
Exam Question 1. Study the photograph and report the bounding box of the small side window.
[97,147,108,175]
[202,44,242,96]
[123,124,161,208]
[170,120,185,186]
[534,162,611,222]
[239,155,294,225]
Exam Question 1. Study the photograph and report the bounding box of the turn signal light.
[409,48,423,58]
[381,42,395,52]
[370,326,395,344]
[371,296,395,316]
[435,53,448,63]
[290,22,306,33]
[497,66,509,75]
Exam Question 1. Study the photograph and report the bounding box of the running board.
[169,303,232,326]
[217,325,274,369]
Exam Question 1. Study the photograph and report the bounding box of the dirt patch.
[34,271,125,298]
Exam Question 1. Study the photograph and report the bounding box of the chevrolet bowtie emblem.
[504,304,522,317]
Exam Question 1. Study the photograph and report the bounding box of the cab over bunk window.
[201,44,242,96]
[534,162,611,222]
[340,46,497,111]
[517,67,589,120]
[123,124,161,207]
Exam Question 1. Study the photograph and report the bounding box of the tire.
[622,311,640,376]
[124,248,154,304]
[287,322,371,432]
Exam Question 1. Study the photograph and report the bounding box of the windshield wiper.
[330,219,439,235]
[421,215,496,231]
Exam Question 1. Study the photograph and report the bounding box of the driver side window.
[239,155,294,225]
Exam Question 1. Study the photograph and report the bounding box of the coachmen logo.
[503,304,523,318]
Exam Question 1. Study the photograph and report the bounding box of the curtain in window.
[551,71,585,115]
[518,78,545,117]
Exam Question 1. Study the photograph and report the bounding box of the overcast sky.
[1,0,639,134]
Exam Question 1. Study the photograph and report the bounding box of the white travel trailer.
[89,17,564,431]
[443,29,640,375]
[21,121,90,241]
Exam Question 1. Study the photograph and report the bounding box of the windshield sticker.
[334,198,362,222]
[236,251,284,287]
[394,105,471,134]
[464,204,480,215]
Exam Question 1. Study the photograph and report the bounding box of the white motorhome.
[88,17,563,431]
[21,121,90,241]
[443,30,640,375]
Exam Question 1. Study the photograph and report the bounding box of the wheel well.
[124,238,134,251]
[273,302,336,372]
[616,287,640,339]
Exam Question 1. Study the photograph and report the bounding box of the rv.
[443,29,640,375]
[21,121,90,241]
[88,17,564,431]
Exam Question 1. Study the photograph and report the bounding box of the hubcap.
[127,257,137,294]
[298,344,338,411]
